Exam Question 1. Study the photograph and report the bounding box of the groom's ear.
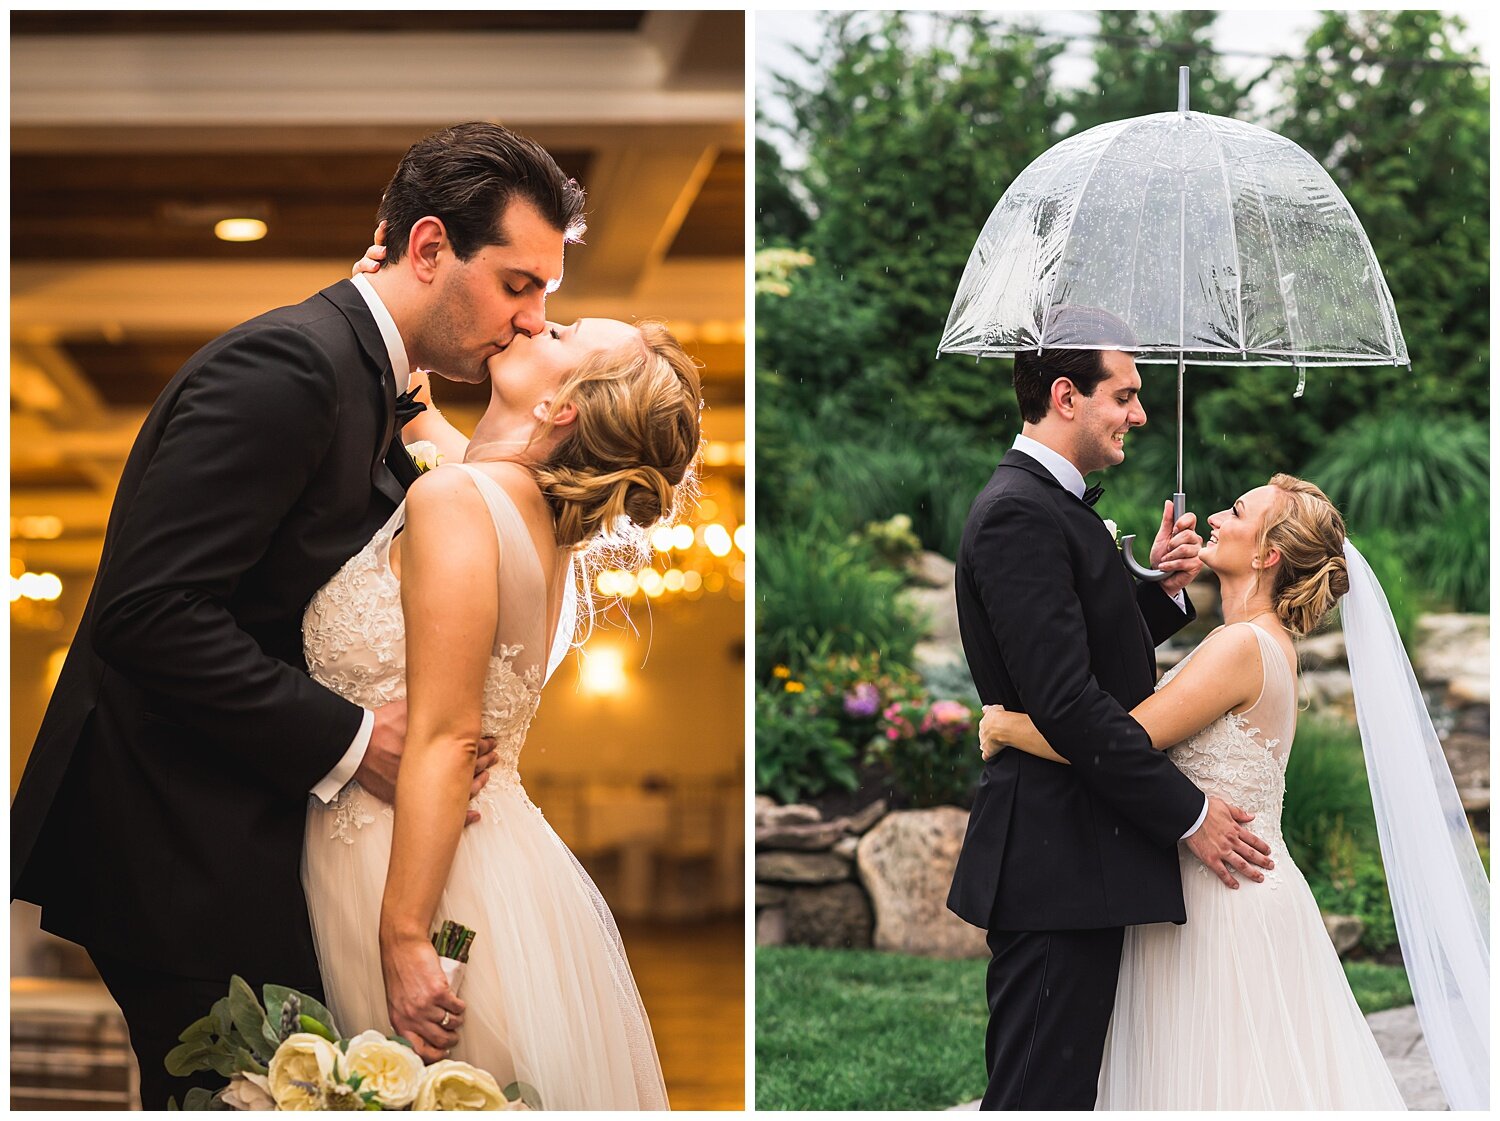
[407,216,448,283]
[1049,377,1079,419]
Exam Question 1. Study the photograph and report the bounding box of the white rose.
[406,440,442,474]
[267,1032,340,1111]
[414,1059,509,1111]
[1102,518,1119,543]
[343,1030,425,1109]
[221,1071,275,1110]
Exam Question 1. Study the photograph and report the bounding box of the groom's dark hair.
[1013,306,1139,423]
[1012,349,1110,424]
[376,122,587,264]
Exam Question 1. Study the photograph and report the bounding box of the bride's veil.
[1342,539,1489,1108]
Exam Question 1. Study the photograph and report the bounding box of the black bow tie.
[395,386,428,429]
[1081,484,1104,507]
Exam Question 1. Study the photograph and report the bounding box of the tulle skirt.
[301,778,668,1111]
[1097,843,1406,1110]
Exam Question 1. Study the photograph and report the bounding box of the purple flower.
[843,682,881,718]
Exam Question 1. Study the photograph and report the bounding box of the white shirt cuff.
[1179,796,1209,841]
[311,708,373,802]
[1172,589,1187,612]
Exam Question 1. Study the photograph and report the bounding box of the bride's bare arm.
[379,468,498,1061]
[980,625,1263,764]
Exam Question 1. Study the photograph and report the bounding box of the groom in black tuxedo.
[948,308,1273,1110]
[11,123,585,1108]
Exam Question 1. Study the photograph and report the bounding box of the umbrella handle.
[1120,493,1187,584]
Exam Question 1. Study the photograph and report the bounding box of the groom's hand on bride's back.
[1149,502,1204,596]
[355,700,500,825]
[1185,795,1274,889]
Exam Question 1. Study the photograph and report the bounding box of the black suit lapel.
[316,280,411,503]
[999,448,1103,523]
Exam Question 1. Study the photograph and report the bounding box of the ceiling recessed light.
[215,218,268,242]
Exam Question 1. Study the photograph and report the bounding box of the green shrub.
[755,681,858,805]
[1281,716,1398,952]
[1415,489,1489,612]
[796,649,924,763]
[756,526,918,674]
[868,697,982,808]
[1305,412,1487,533]
[1341,526,1422,653]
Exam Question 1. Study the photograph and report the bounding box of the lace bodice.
[1160,622,1298,858]
[303,463,573,841]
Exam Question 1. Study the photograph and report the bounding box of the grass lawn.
[755,946,1411,1111]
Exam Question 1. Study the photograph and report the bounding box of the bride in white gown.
[981,473,1488,1109]
[300,316,701,1110]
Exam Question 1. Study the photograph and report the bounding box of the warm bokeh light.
[214,217,268,242]
[683,570,703,593]
[578,646,627,696]
[11,516,63,540]
[671,524,695,551]
[663,568,685,593]
[733,524,748,553]
[704,524,732,557]
[651,526,675,553]
[11,571,63,602]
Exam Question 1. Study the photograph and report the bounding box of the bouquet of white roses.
[166,976,538,1111]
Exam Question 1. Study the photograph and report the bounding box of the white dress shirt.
[1011,434,1207,840]
[309,275,411,802]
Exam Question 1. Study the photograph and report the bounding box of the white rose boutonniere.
[1102,518,1120,547]
[405,440,443,475]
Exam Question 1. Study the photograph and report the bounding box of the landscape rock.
[755,884,788,908]
[757,802,823,829]
[1322,912,1365,957]
[843,798,890,836]
[1439,732,1490,813]
[756,851,851,885]
[832,835,860,861]
[1414,614,1489,686]
[856,807,988,959]
[907,550,956,590]
[1296,629,1348,670]
[1301,668,1354,709]
[902,585,962,649]
[1446,676,1490,707]
[783,882,874,949]
[755,906,786,947]
[756,820,847,851]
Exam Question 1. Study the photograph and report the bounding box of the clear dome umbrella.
[939,67,1407,579]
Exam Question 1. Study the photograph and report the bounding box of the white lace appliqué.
[1159,655,1291,890]
[302,508,548,844]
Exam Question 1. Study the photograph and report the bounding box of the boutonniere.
[404,440,443,475]
[1102,518,1121,548]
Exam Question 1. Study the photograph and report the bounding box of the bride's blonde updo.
[1256,473,1350,637]
[530,320,703,558]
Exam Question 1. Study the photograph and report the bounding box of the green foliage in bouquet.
[166,975,530,1110]
[166,976,341,1085]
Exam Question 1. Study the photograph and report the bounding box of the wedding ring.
[441,1011,451,1028]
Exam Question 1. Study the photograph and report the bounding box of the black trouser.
[981,926,1125,1110]
[89,950,326,1110]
